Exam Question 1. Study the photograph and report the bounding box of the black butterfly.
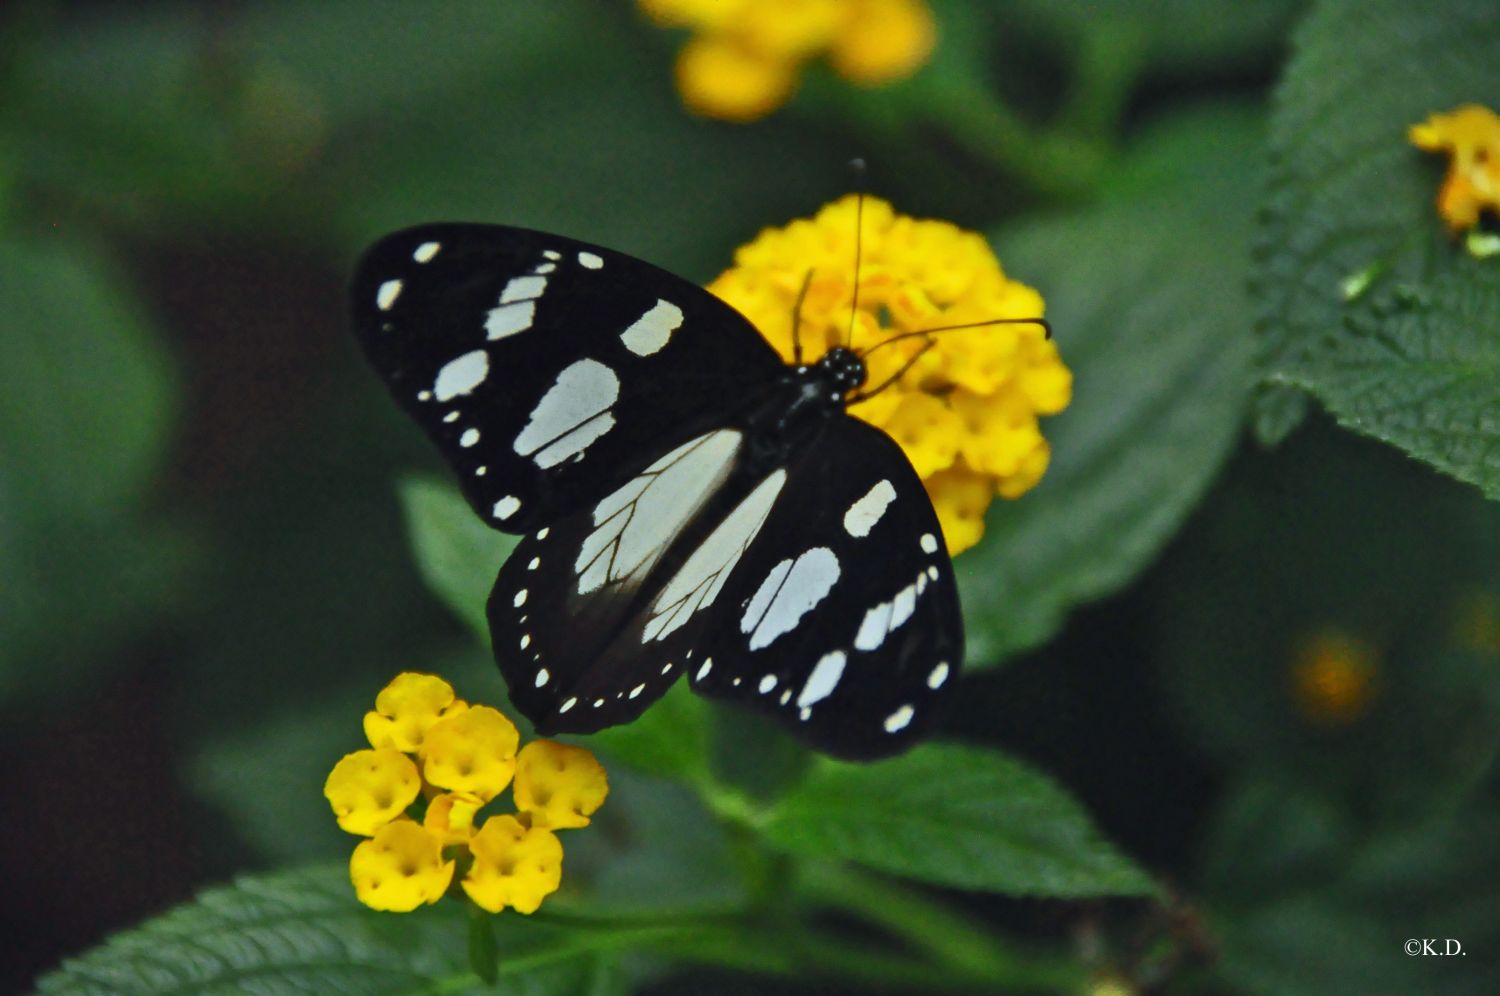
[352,223,971,760]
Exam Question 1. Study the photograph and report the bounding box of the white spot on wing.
[629,683,645,699]
[928,661,950,689]
[527,557,540,570]
[559,696,577,713]
[491,496,520,520]
[920,533,939,554]
[413,241,440,263]
[501,275,547,303]
[884,704,915,733]
[844,479,896,538]
[758,674,777,694]
[543,249,561,261]
[433,349,489,401]
[889,584,917,629]
[797,651,846,708]
[696,658,713,681]
[513,359,620,468]
[576,430,741,595]
[459,428,480,448]
[740,547,841,651]
[578,251,603,269]
[486,300,535,339]
[535,668,550,688]
[854,601,893,651]
[620,299,684,356]
[513,589,528,608]
[376,279,401,310]
[642,469,787,642]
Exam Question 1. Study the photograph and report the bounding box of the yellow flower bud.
[363,672,462,752]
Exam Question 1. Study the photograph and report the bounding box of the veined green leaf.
[1254,0,1500,495]
[962,106,1260,663]
[760,743,1156,897]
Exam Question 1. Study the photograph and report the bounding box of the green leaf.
[0,233,188,706]
[35,865,630,995]
[1254,0,1500,495]
[399,474,516,639]
[760,743,1156,897]
[961,105,1259,663]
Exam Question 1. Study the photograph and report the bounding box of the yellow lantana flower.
[1290,630,1379,727]
[1410,104,1500,249]
[462,814,565,914]
[324,673,608,915]
[710,195,1069,553]
[641,0,935,122]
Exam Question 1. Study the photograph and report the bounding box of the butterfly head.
[815,346,868,398]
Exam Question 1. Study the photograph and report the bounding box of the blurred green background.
[4,1,1499,993]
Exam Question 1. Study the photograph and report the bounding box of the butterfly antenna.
[849,340,936,403]
[845,158,867,350]
[790,268,814,366]
[858,316,1052,364]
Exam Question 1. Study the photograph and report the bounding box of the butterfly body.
[354,223,961,759]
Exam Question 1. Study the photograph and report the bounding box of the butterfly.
[352,222,981,760]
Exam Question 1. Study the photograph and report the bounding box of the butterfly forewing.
[351,223,785,533]
[688,418,963,760]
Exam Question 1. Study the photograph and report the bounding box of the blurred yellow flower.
[1290,630,1379,727]
[324,673,608,915]
[1410,104,1500,239]
[641,0,935,121]
[710,195,1068,553]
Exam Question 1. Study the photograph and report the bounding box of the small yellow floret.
[349,819,454,912]
[1410,104,1500,234]
[462,815,564,914]
[513,740,610,829]
[709,195,1069,553]
[420,705,520,802]
[324,748,422,836]
[1291,630,1378,727]
[363,672,464,752]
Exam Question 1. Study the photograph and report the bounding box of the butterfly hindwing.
[488,426,786,733]
[351,223,786,533]
[689,417,963,760]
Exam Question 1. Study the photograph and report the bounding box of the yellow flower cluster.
[324,673,607,913]
[710,195,1070,554]
[1290,630,1379,727]
[1410,103,1500,255]
[640,0,935,122]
